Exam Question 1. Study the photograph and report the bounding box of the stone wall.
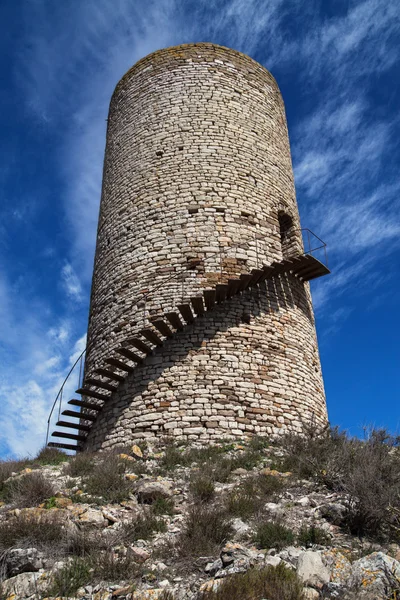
[82,43,328,448]
[84,275,327,450]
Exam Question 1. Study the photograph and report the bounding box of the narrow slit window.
[278,211,294,258]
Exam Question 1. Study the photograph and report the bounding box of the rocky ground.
[0,435,399,600]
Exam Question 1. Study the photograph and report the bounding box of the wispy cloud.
[61,263,83,302]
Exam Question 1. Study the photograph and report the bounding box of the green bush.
[254,520,295,551]
[152,496,175,516]
[298,524,331,547]
[202,563,304,600]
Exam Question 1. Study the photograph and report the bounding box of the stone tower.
[49,43,330,452]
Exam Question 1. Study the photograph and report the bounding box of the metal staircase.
[47,234,330,452]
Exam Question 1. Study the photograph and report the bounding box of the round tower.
[80,43,328,450]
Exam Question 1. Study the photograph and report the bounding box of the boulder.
[347,552,400,599]
[135,480,173,503]
[297,551,330,587]
[5,548,44,577]
[322,548,352,585]
[318,502,347,525]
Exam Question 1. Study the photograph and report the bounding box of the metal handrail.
[46,227,328,446]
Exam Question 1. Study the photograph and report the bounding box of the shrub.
[83,453,133,503]
[152,496,175,516]
[177,506,233,559]
[202,563,304,600]
[254,520,295,551]
[298,525,331,547]
[35,446,69,466]
[0,512,64,553]
[0,459,32,501]
[64,451,96,477]
[89,549,141,582]
[121,510,167,543]
[46,557,91,597]
[189,472,215,503]
[279,426,400,540]
[226,474,285,519]
[3,471,55,508]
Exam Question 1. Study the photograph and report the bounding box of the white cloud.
[61,263,83,301]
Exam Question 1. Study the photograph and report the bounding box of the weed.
[83,453,133,503]
[64,451,96,477]
[152,496,175,516]
[189,472,215,503]
[254,520,295,551]
[226,474,285,519]
[44,496,57,509]
[0,512,64,553]
[122,510,167,543]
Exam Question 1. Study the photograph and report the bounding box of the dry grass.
[34,446,69,466]
[64,451,96,477]
[2,471,55,508]
[226,473,285,519]
[176,506,233,559]
[0,511,64,554]
[83,453,133,503]
[121,509,167,543]
[201,563,304,600]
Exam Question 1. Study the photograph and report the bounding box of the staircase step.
[203,289,216,310]
[150,319,173,338]
[165,312,184,331]
[177,304,195,324]
[76,388,110,402]
[48,442,80,451]
[56,420,91,432]
[238,273,253,291]
[215,284,228,303]
[62,410,97,422]
[52,431,87,442]
[190,296,205,316]
[248,269,264,287]
[69,399,102,410]
[105,358,135,373]
[115,347,143,364]
[140,328,163,347]
[94,368,125,382]
[84,378,118,393]
[125,338,153,354]
[227,279,241,298]
[257,266,274,283]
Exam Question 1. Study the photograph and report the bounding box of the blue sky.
[0,0,399,458]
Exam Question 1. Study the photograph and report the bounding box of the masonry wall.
[83,43,328,447]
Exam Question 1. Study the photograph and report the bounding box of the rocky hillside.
[1,429,400,600]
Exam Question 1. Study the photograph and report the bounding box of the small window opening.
[278,211,294,258]
[188,207,199,215]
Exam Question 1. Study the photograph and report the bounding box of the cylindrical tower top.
[85,43,304,374]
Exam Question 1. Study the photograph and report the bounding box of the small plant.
[0,512,64,553]
[83,453,133,503]
[226,474,285,519]
[0,458,32,501]
[2,471,55,508]
[122,510,167,542]
[177,506,233,558]
[189,472,215,502]
[254,520,295,551]
[90,549,141,582]
[152,496,175,516]
[202,563,304,600]
[46,557,91,597]
[35,446,69,466]
[298,524,331,547]
[64,451,96,477]
[44,496,57,509]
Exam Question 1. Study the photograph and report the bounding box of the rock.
[264,555,282,567]
[231,468,248,475]
[79,508,107,527]
[132,590,164,600]
[132,444,143,458]
[118,452,135,461]
[318,502,347,525]
[199,579,222,593]
[135,480,173,503]
[322,548,352,585]
[296,496,310,507]
[231,518,251,536]
[278,546,302,567]
[220,542,256,570]
[205,558,223,576]
[125,473,139,481]
[303,587,320,599]
[130,546,151,563]
[5,548,44,577]
[348,552,400,598]
[297,551,330,587]
[1,572,45,598]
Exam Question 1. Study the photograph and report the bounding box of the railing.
[46,228,328,447]
[300,228,328,268]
